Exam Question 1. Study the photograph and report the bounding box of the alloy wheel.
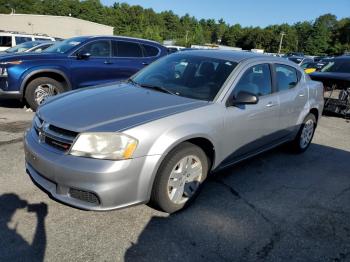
[167,155,203,204]
[34,84,59,105]
[300,119,314,149]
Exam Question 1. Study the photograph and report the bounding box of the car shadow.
[125,144,350,261]
[0,193,48,261]
[0,98,26,109]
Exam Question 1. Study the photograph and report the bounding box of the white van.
[0,32,55,51]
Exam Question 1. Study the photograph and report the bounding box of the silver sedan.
[24,50,324,213]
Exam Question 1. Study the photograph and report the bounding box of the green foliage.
[2,1,349,55]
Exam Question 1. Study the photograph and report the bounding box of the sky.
[101,0,350,27]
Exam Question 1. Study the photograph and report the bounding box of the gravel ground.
[0,100,349,262]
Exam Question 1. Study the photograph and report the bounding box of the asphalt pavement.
[0,99,349,262]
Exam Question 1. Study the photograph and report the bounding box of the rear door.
[273,64,308,135]
[70,40,118,88]
[109,40,148,79]
[222,63,280,165]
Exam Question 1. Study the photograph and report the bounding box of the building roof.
[1,14,113,29]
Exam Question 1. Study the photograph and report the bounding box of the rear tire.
[290,113,317,153]
[24,77,66,111]
[150,142,209,213]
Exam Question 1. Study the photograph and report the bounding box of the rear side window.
[112,41,143,57]
[233,64,272,97]
[0,36,11,47]
[142,44,159,57]
[275,64,298,91]
[15,36,32,45]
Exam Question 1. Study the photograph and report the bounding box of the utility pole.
[278,32,286,54]
[185,30,189,46]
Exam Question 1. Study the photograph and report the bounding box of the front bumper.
[24,128,162,211]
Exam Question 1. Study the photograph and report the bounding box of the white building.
[0,14,114,39]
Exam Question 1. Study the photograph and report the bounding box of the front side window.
[78,40,110,57]
[112,41,143,57]
[233,64,272,97]
[0,36,11,47]
[132,53,237,101]
[275,64,298,91]
[15,36,32,45]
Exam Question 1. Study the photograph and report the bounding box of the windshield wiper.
[126,79,177,96]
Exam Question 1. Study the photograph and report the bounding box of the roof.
[176,50,266,62]
[84,35,163,46]
[335,56,350,61]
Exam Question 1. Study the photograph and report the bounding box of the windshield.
[5,42,39,53]
[321,60,350,73]
[132,53,237,101]
[43,37,88,54]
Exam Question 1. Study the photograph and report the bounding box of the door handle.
[298,92,305,97]
[266,102,277,107]
[142,62,149,66]
[104,60,113,64]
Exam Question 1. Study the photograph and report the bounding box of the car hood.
[0,52,65,61]
[37,83,209,132]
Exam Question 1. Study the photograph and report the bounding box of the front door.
[222,63,280,165]
[70,40,117,88]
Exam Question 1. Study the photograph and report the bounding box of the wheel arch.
[20,69,72,98]
[144,133,217,199]
[309,108,319,122]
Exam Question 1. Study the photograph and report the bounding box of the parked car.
[288,56,313,66]
[166,45,185,54]
[310,56,350,118]
[300,62,318,74]
[0,36,167,110]
[24,50,324,213]
[0,31,55,51]
[0,41,55,55]
[285,52,304,57]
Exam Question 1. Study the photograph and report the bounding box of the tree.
[0,0,348,55]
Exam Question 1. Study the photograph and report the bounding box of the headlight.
[69,132,138,160]
[0,67,7,77]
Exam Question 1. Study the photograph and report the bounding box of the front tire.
[150,142,209,213]
[290,113,317,153]
[24,77,66,111]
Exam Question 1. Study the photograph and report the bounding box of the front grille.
[33,116,78,152]
[69,188,100,205]
[45,136,71,151]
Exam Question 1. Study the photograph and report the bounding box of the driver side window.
[77,40,111,57]
[233,64,272,97]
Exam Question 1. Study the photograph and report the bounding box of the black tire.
[24,77,66,111]
[290,113,317,153]
[150,142,209,213]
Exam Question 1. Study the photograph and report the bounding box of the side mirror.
[227,91,259,107]
[76,52,91,60]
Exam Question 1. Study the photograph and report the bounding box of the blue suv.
[0,36,167,110]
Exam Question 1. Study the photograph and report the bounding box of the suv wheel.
[25,77,65,111]
[290,113,317,153]
[150,142,209,213]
